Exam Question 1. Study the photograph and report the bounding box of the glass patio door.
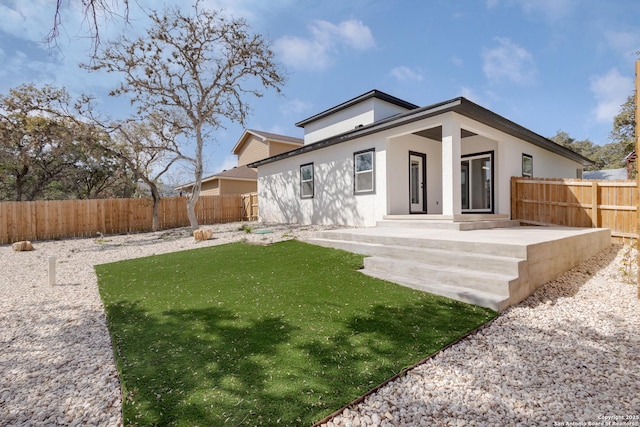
[409,152,426,213]
[461,152,493,213]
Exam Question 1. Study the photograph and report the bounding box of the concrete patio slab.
[307,225,611,311]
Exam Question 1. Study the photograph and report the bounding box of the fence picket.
[512,177,638,241]
[0,194,259,245]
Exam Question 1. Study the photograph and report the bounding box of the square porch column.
[441,115,462,217]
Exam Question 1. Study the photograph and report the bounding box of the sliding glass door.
[461,152,493,213]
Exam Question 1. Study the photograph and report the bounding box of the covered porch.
[385,112,583,222]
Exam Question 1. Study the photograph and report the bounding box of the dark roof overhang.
[295,89,420,128]
[250,97,593,168]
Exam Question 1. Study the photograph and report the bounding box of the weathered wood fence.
[0,193,259,244]
[511,177,638,241]
[241,192,259,221]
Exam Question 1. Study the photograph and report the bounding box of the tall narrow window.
[354,149,375,194]
[522,154,533,178]
[300,163,314,198]
[461,151,493,213]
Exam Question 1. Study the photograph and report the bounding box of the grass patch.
[96,241,496,426]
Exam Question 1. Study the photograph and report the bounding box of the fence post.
[510,177,517,221]
[635,59,639,298]
[591,180,598,228]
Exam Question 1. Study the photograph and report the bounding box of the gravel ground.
[0,222,326,427]
[1,224,639,427]
[319,243,640,427]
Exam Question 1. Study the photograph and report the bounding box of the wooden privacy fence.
[511,177,638,241]
[0,194,259,245]
[241,192,259,221]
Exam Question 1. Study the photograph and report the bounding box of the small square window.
[354,149,375,194]
[300,163,314,198]
[522,154,533,178]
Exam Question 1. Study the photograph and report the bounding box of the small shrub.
[619,239,638,283]
[237,224,253,233]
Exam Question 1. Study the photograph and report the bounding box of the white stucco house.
[249,90,592,227]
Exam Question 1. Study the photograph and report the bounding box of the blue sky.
[1,0,638,180]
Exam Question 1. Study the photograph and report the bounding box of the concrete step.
[361,269,510,311]
[307,225,611,311]
[376,219,521,231]
[315,229,528,258]
[363,256,514,297]
[307,237,524,276]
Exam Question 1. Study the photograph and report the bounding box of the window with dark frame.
[522,154,533,178]
[354,149,375,194]
[300,163,314,198]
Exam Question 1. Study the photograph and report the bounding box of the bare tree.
[84,0,286,228]
[104,114,184,231]
[48,0,131,54]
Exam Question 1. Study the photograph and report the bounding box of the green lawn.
[96,240,496,426]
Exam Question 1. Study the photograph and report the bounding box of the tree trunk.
[149,182,161,232]
[186,190,199,230]
[186,123,205,230]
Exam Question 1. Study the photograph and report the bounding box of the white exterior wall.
[456,114,583,216]
[303,99,412,144]
[386,134,443,214]
[258,137,387,227]
[258,110,584,226]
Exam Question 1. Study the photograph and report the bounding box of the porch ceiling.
[414,126,477,141]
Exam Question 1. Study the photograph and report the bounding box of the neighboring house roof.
[210,165,257,181]
[295,89,420,127]
[175,165,257,190]
[250,96,594,168]
[231,129,303,155]
[583,168,629,180]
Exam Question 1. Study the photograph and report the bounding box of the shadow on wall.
[260,159,363,226]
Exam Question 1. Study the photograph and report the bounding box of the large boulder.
[12,241,34,251]
[193,228,213,242]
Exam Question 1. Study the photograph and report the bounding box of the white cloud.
[311,20,375,50]
[274,36,332,70]
[516,0,575,21]
[274,19,375,70]
[0,0,56,42]
[280,99,312,117]
[482,37,536,85]
[459,87,486,105]
[390,66,423,82]
[486,0,575,22]
[605,30,640,57]
[213,155,239,173]
[590,68,633,123]
[451,56,463,67]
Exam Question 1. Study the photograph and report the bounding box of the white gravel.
[319,243,640,427]
[1,224,639,426]
[0,222,325,427]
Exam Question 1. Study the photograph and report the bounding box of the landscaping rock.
[193,227,214,241]
[12,240,33,251]
[318,244,640,426]
[1,225,638,426]
[0,222,332,426]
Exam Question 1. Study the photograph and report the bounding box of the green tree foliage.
[610,93,636,156]
[549,131,602,170]
[85,0,286,229]
[551,92,637,172]
[0,84,135,201]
